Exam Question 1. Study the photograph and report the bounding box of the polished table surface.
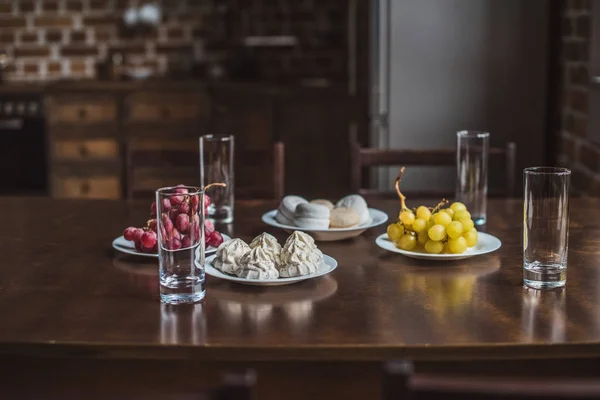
[2,197,600,362]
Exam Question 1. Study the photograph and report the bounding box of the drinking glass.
[523,167,571,290]
[156,185,205,304]
[455,130,489,226]
[200,134,234,223]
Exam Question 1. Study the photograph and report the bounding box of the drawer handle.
[79,145,89,157]
[80,182,90,194]
[78,108,87,119]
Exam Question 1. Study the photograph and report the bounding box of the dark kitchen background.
[0,0,596,200]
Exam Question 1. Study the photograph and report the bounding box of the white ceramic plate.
[112,234,230,258]
[375,232,501,261]
[261,208,388,241]
[203,254,338,286]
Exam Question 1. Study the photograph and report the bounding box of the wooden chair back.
[351,134,517,199]
[126,139,285,201]
[382,360,600,400]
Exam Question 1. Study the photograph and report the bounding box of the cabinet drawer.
[125,92,208,122]
[52,139,119,161]
[52,176,120,199]
[47,95,117,124]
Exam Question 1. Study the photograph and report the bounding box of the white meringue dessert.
[237,247,280,280]
[249,232,282,266]
[279,231,323,278]
[213,238,251,275]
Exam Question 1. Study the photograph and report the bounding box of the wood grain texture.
[0,198,600,362]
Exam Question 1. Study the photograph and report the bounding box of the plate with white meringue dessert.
[262,194,388,241]
[201,231,338,286]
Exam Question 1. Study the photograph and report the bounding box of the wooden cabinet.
[44,82,363,200]
[45,85,209,200]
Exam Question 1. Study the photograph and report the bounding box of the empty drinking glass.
[455,130,489,226]
[156,185,205,304]
[523,167,571,290]
[200,134,234,223]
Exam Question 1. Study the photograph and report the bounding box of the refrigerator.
[370,0,550,195]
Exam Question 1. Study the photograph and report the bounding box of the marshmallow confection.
[293,203,331,230]
[275,195,308,225]
[336,194,371,225]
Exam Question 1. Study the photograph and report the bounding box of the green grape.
[460,218,474,231]
[442,241,450,254]
[417,230,429,246]
[399,210,415,226]
[450,202,467,212]
[441,208,454,218]
[424,240,444,254]
[464,228,478,247]
[428,224,447,241]
[427,218,436,229]
[387,223,403,242]
[397,234,417,251]
[416,205,432,220]
[433,211,452,226]
[446,221,464,239]
[448,236,468,254]
[453,210,471,221]
[412,218,427,233]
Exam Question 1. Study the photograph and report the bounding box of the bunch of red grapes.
[123,185,224,253]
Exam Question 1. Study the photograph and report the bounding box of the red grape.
[207,231,224,248]
[134,241,143,252]
[176,213,190,233]
[132,228,144,243]
[169,208,179,222]
[161,198,172,212]
[204,195,211,207]
[150,202,157,217]
[123,226,137,241]
[170,238,182,250]
[178,201,190,214]
[181,236,192,248]
[141,230,157,248]
[170,194,184,206]
[171,228,182,241]
[160,226,168,244]
[190,195,199,208]
[148,219,157,233]
[161,213,173,233]
[174,186,189,194]
[204,219,215,235]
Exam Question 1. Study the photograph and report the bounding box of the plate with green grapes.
[375,167,501,260]
[375,231,501,261]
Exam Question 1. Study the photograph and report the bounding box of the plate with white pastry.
[200,231,338,286]
[261,194,388,241]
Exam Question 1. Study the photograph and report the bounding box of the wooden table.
[1,197,600,399]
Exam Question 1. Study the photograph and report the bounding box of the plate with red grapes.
[113,190,229,257]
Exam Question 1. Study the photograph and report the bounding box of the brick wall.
[0,0,350,83]
[557,0,595,194]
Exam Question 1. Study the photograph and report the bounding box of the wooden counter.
[1,197,600,398]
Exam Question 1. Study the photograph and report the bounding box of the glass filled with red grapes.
[155,185,206,305]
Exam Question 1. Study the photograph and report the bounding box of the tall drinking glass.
[200,134,234,223]
[523,167,571,290]
[455,130,489,225]
[156,185,205,304]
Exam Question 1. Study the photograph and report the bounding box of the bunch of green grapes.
[387,201,478,254]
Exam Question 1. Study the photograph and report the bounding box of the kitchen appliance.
[0,92,48,196]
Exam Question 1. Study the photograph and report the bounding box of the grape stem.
[431,198,449,214]
[394,167,410,212]
[205,182,226,191]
